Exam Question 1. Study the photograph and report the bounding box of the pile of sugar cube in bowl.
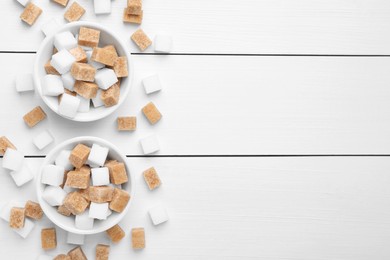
[2,0,174,259]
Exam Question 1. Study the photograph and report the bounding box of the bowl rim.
[36,136,135,235]
[33,21,134,122]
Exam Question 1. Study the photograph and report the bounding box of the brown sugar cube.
[54,254,71,260]
[65,170,90,189]
[91,47,117,66]
[89,186,114,203]
[63,192,89,215]
[52,0,69,7]
[9,207,25,229]
[113,56,128,78]
[77,188,91,202]
[70,46,88,63]
[142,102,162,125]
[105,160,128,184]
[25,200,43,220]
[131,29,152,51]
[20,3,42,26]
[78,165,91,174]
[131,228,145,249]
[123,10,143,24]
[0,136,16,155]
[64,2,85,22]
[109,188,130,213]
[117,116,136,131]
[58,89,77,104]
[69,144,90,168]
[127,0,142,14]
[78,27,100,48]
[103,45,118,58]
[57,205,72,216]
[96,244,110,260]
[68,246,87,260]
[74,81,98,99]
[143,167,161,190]
[45,60,60,75]
[23,106,47,128]
[106,224,125,243]
[101,82,120,107]
[71,63,96,82]
[41,228,57,250]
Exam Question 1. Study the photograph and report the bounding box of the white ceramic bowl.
[36,136,135,235]
[34,21,133,122]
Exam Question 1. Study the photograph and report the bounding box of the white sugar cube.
[140,135,160,154]
[87,144,109,167]
[10,163,34,187]
[15,73,34,92]
[2,148,24,171]
[91,167,109,186]
[42,186,66,206]
[86,51,105,69]
[92,89,104,108]
[67,232,85,245]
[148,205,169,225]
[94,0,111,14]
[59,93,80,118]
[94,68,118,90]
[42,75,64,96]
[89,202,109,220]
[106,208,112,218]
[33,130,54,150]
[41,164,64,186]
[154,34,173,53]
[0,200,25,222]
[75,211,94,229]
[37,255,53,260]
[14,218,35,238]
[55,150,73,170]
[51,49,76,74]
[62,72,76,91]
[41,18,60,37]
[54,31,77,51]
[142,74,162,94]
[77,96,90,113]
[15,0,30,7]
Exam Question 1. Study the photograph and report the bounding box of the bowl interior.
[36,136,134,235]
[34,22,133,122]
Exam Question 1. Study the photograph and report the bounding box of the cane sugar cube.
[69,46,87,63]
[101,82,120,107]
[143,167,161,190]
[65,170,90,189]
[41,228,57,250]
[41,18,59,36]
[10,163,34,187]
[96,244,110,260]
[91,167,110,186]
[0,201,25,222]
[42,75,64,96]
[91,48,116,67]
[54,254,71,260]
[70,144,90,168]
[55,150,73,170]
[106,224,125,243]
[154,34,173,53]
[78,27,100,48]
[105,161,128,184]
[3,148,24,171]
[87,144,109,167]
[20,3,42,26]
[61,72,75,91]
[142,102,162,125]
[89,186,114,203]
[59,93,81,118]
[41,164,65,186]
[67,232,85,245]
[86,51,105,70]
[23,106,47,128]
[25,201,43,220]
[75,211,94,229]
[71,63,96,82]
[43,186,66,206]
[140,135,160,154]
[131,29,152,51]
[68,246,87,260]
[131,228,145,249]
[9,207,25,229]
[123,10,143,24]
[37,255,53,260]
[54,31,77,51]
[148,205,168,225]
[109,188,130,213]
[52,0,69,7]
[33,130,54,150]
[77,96,90,113]
[15,73,34,92]
[64,2,85,22]
[0,136,16,155]
[94,69,118,90]
[63,192,89,215]
[57,205,72,216]
[74,81,98,99]
[113,57,128,78]
[92,89,105,107]
[117,116,136,131]
[51,49,76,74]
[127,0,142,14]
[89,202,109,220]
[16,0,30,7]
[14,218,35,238]
[45,60,60,75]
[142,74,162,94]
[94,0,111,14]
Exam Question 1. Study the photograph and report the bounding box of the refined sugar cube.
[57,205,72,216]
[101,82,120,107]
[14,218,35,238]
[142,102,162,124]
[0,136,16,155]
[140,135,160,154]
[54,31,78,51]
[75,211,94,229]
[109,188,130,213]
[3,148,24,171]
[61,72,76,91]
[71,63,96,82]
[131,29,152,51]
[78,27,100,48]
[9,207,25,229]
[59,93,81,118]
[74,81,98,99]
[131,228,145,249]
[143,167,161,190]
[55,150,73,170]
[87,144,109,167]
[45,60,60,75]
[89,186,114,203]
[41,18,59,36]
[89,202,109,220]
[67,232,85,245]
[92,89,105,107]
[117,116,136,131]
[69,144,90,168]
[142,74,162,94]
[54,254,71,260]
[106,224,125,243]
[41,228,57,250]
[15,0,31,7]
[77,96,90,113]
[123,9,143,24]
[33,130,54,150]
[51,49,76,74]
[52,0,69,7]
[96,244,110,260]
[42,75,64,96]
[105,160,128,184]
[106,208,112,218]
[94,0,111,14]
[41,164,65,186]
[64,2,85,22]
[20,3,42,26]
[154,34,173,53]
[23,106,47,128]
[86,51,105,69]
[91,48,116,66]
[42,186,67,206]
[113,56,128,78]
[94,68,118,90]
[91,167,110,186]
[148,205,169,225]
[127,0,142,14]
[69,46,87,63]
[68,246,87,260]
[15,73,34,92]
[65,170,90,189]
[25,200,43,220]
[0,200,25,222]
[37,255,53,260]
[10,163,34,187]
[63,192,89,215]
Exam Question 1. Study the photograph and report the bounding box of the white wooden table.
[1,0,390,259]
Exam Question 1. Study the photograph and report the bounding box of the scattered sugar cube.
[69,46,87,63]
[142,74,162,94]
[105,160,128,184]
[20,3,42,26]
[45,60,60,75]
[143,167,161,190]
[131,228,145,249]
[94,0,111,14]
[89,202,109,220]
[64,2,85,22]
[15,73,34,92]
[59,93,81,118]
[37,255,53,260]
[57,205,72,217]
[55,150,73,170]
[148,205,169,225]
[101,82,120,107]
[68,246,87,260]
[87,144,109,167]
[0,136,16,155]
[54,31,78,51]
[96,244,110,260]
[109,188,130,213]
[51,49,76,74]
[91,48,117,66]
[14,218,35,238]
[10,163,34,187]
[86,51,105,69]
[131,29,152,51]
[23,106,47,128]
[91,167,110,186]
[63,192,89,215]
[127,0,142,14]
[67,232,85,245]
[3,148,24,171]
[154,34,173,53]
[89,186,114,203]
[52,0,69,7]
[54,254,71,260]
[106,224,125,243]
[61,72,75,91]
[142,102,162,124]
[77,96,90,113]
[41,164,65,186]
[113,57,128,78]
[117,116,136,131]
[75,211,94,230]
[42,75,64,96]
[74,81,98,99]
[41,18,59,36]
[41,228,57,250]
[42,186,67,206]
[78,27,100,48]
[0,201,25,222]
[25,200,43,220]
[92,89,105,107]
[71,63,96,82]
[65,170,90,189]
[70,144,90,168]
[94,68,118,90]
[15,0,30,7]
[123,10,143,24]
[9,207,25,229]
[140,135,160,154]
[33,130,54,150]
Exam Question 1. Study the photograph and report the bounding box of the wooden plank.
[2,0,390,54]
